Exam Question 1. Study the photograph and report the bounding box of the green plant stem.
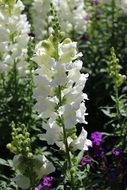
[62,122,75,190]
[55,32,75,188]
[111,0,115,47]
[1,73,5,89]
[58,86,75,190]
[13,60,18,127]
[114,85,120,120]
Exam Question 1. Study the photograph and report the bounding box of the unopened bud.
[27,152,33,158]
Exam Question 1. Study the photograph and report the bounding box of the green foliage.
[1,0,127,189]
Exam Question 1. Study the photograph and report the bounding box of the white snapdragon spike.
[102,0,127,10]
[52,0,88,35]
[33,34,91,151]
[13,154,55,189]
[31,0,87,40]
[31,0,50,40]
[121,0,127,11]
[0,0,30,75]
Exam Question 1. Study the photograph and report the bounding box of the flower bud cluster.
[31,0,88,40]
[7,122,55,189]
[33,33,92,151]
[7,123,33,158]
[0,0,30,75]
[107,47,126,88]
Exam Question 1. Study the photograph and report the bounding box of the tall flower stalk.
[7,122,55,190]
[31,0,88,41]
[103,47,127,151]
[0,0,30,75]
[106,47,126,121]
[33,4,92,189]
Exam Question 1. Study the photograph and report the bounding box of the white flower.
[33,36,89,151]
[71,127,92,151]
[13,154,55,186]
[33,75,51,98]
[59,39,77,63]
[33,155,55,179]
[31,0,50,40]
[121,0,127,11]
[76,102,88,124]
[53,0,87,34]
[31,0,88,40]
[34,96,57,118]
[43,118,63,145]
[51,63,68,87]
[0,0,30,74]
[13,175,30,189]
[58,105,77,129]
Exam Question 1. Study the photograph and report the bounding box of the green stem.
[13,60,18,127]
[58,86,75,190]
[114,85,120,120]
[111,0,115,47]
[62,121,75,189]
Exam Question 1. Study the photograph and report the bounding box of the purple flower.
[37,183,43,190]
[90,131,103,146]
[112,148,122,157]
[90,0,100,5]
[81,33,89,42]
[37,176,53,190]
[93,147,105,159]
[43,176,53,188]
[81,155,92,165]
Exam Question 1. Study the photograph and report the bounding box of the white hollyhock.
[0,0,30,75]
[31,0,88,40]
[33,34,91,151]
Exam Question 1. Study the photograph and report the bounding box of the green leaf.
[0,158,9,166]
[76,150,84,165]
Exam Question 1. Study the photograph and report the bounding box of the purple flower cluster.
[90,0,100,5]
[37,176,53,190]
[90,131,103,146]
[93,147,105,159]
[81,155,92,165]
[112,147,122,157]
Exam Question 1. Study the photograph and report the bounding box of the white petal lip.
[33,155,55,178]
[71,128,92,151]
[13,175,30,189]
